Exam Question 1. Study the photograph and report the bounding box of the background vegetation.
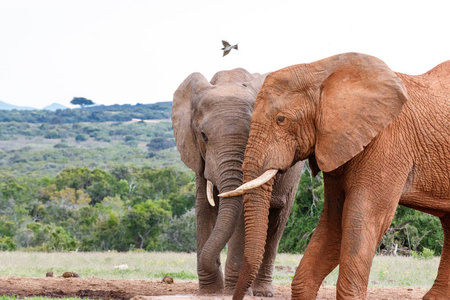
[0,251,440,288]
[0,102,171,124]
[0,104,443,256]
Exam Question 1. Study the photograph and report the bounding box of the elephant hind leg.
[423,213,450,300]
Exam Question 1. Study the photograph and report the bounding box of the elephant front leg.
[423,213,450,299]
[195,177,223,294]
[336,188,400,299]
[224,210,245,295]
[292,179,344,299]
[197,257,224,294]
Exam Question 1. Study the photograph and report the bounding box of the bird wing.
[223,49,231,57]
[222,40,230,47]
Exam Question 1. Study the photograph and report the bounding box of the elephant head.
[220,53,408,299]
[172,68,267,293]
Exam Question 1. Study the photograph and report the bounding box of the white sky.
[0,0,449,108]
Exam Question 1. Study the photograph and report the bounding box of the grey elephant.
[172,68,304,296]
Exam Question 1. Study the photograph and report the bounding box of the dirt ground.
[0,276,428,299]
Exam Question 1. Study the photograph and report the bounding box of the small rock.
[46,271,53,277]
[62,271,81,278]
[114,264,129,270]
[162,275,174,284]
[62,272,72,278]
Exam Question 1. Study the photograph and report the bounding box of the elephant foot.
[224,285,253,296]
[198,271,224,295]
[198,282,224,295]
[251,280,275,297]
[423,286,450,300]
[224,281,237,295]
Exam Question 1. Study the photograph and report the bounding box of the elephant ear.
[315,58,408,172]
[172,72,211,174]
[247,72,269,94]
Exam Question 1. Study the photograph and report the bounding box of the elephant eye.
[277,116,286,124]
[201,132,208,142]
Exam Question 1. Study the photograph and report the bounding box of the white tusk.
[206,180,215,207]
[218,169,278,198]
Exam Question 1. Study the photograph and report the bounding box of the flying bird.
[221,40,238,57]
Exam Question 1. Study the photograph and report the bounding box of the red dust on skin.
[233,53,450,300]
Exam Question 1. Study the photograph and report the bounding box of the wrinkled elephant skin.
[172,68,304,296]
[232,53,450,300]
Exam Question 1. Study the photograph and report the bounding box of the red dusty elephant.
[221,53,450,299]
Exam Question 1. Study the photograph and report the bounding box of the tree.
[123,199,172,249]
[75,134,87,142]
[160,208,196,252]
[42,224,79,251]
[70,97,94,114]
[146,137,176,152]
[0,236,16,251]
[279,165,324,253]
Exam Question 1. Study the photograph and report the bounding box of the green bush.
[279,165,324,253]
[42,224,79,251]
[44,131,61,139]
[147,137,176,152]
[411,247,435,259]
[54,143,69,149]
[384,205,443,255]
[75,134,88,142]
[0,236,17,251]
[123,199,172,250]
[160,209,196,252]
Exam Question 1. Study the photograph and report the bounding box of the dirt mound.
[0,276,428,299]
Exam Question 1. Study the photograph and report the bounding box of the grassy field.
[0,251,439,289]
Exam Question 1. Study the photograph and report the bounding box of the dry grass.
[0,251,196,280]
[273,253,438,288]
[0,251,438,288]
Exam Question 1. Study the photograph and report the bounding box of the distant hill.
[0,100,36,111]
[42,103,68,111]
[0,100,67,111]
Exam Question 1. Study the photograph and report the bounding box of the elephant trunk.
[233,145,275,300]
[199,155,245,277]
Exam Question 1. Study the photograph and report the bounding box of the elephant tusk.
[206,180,215,207]
[218,169,278,198]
